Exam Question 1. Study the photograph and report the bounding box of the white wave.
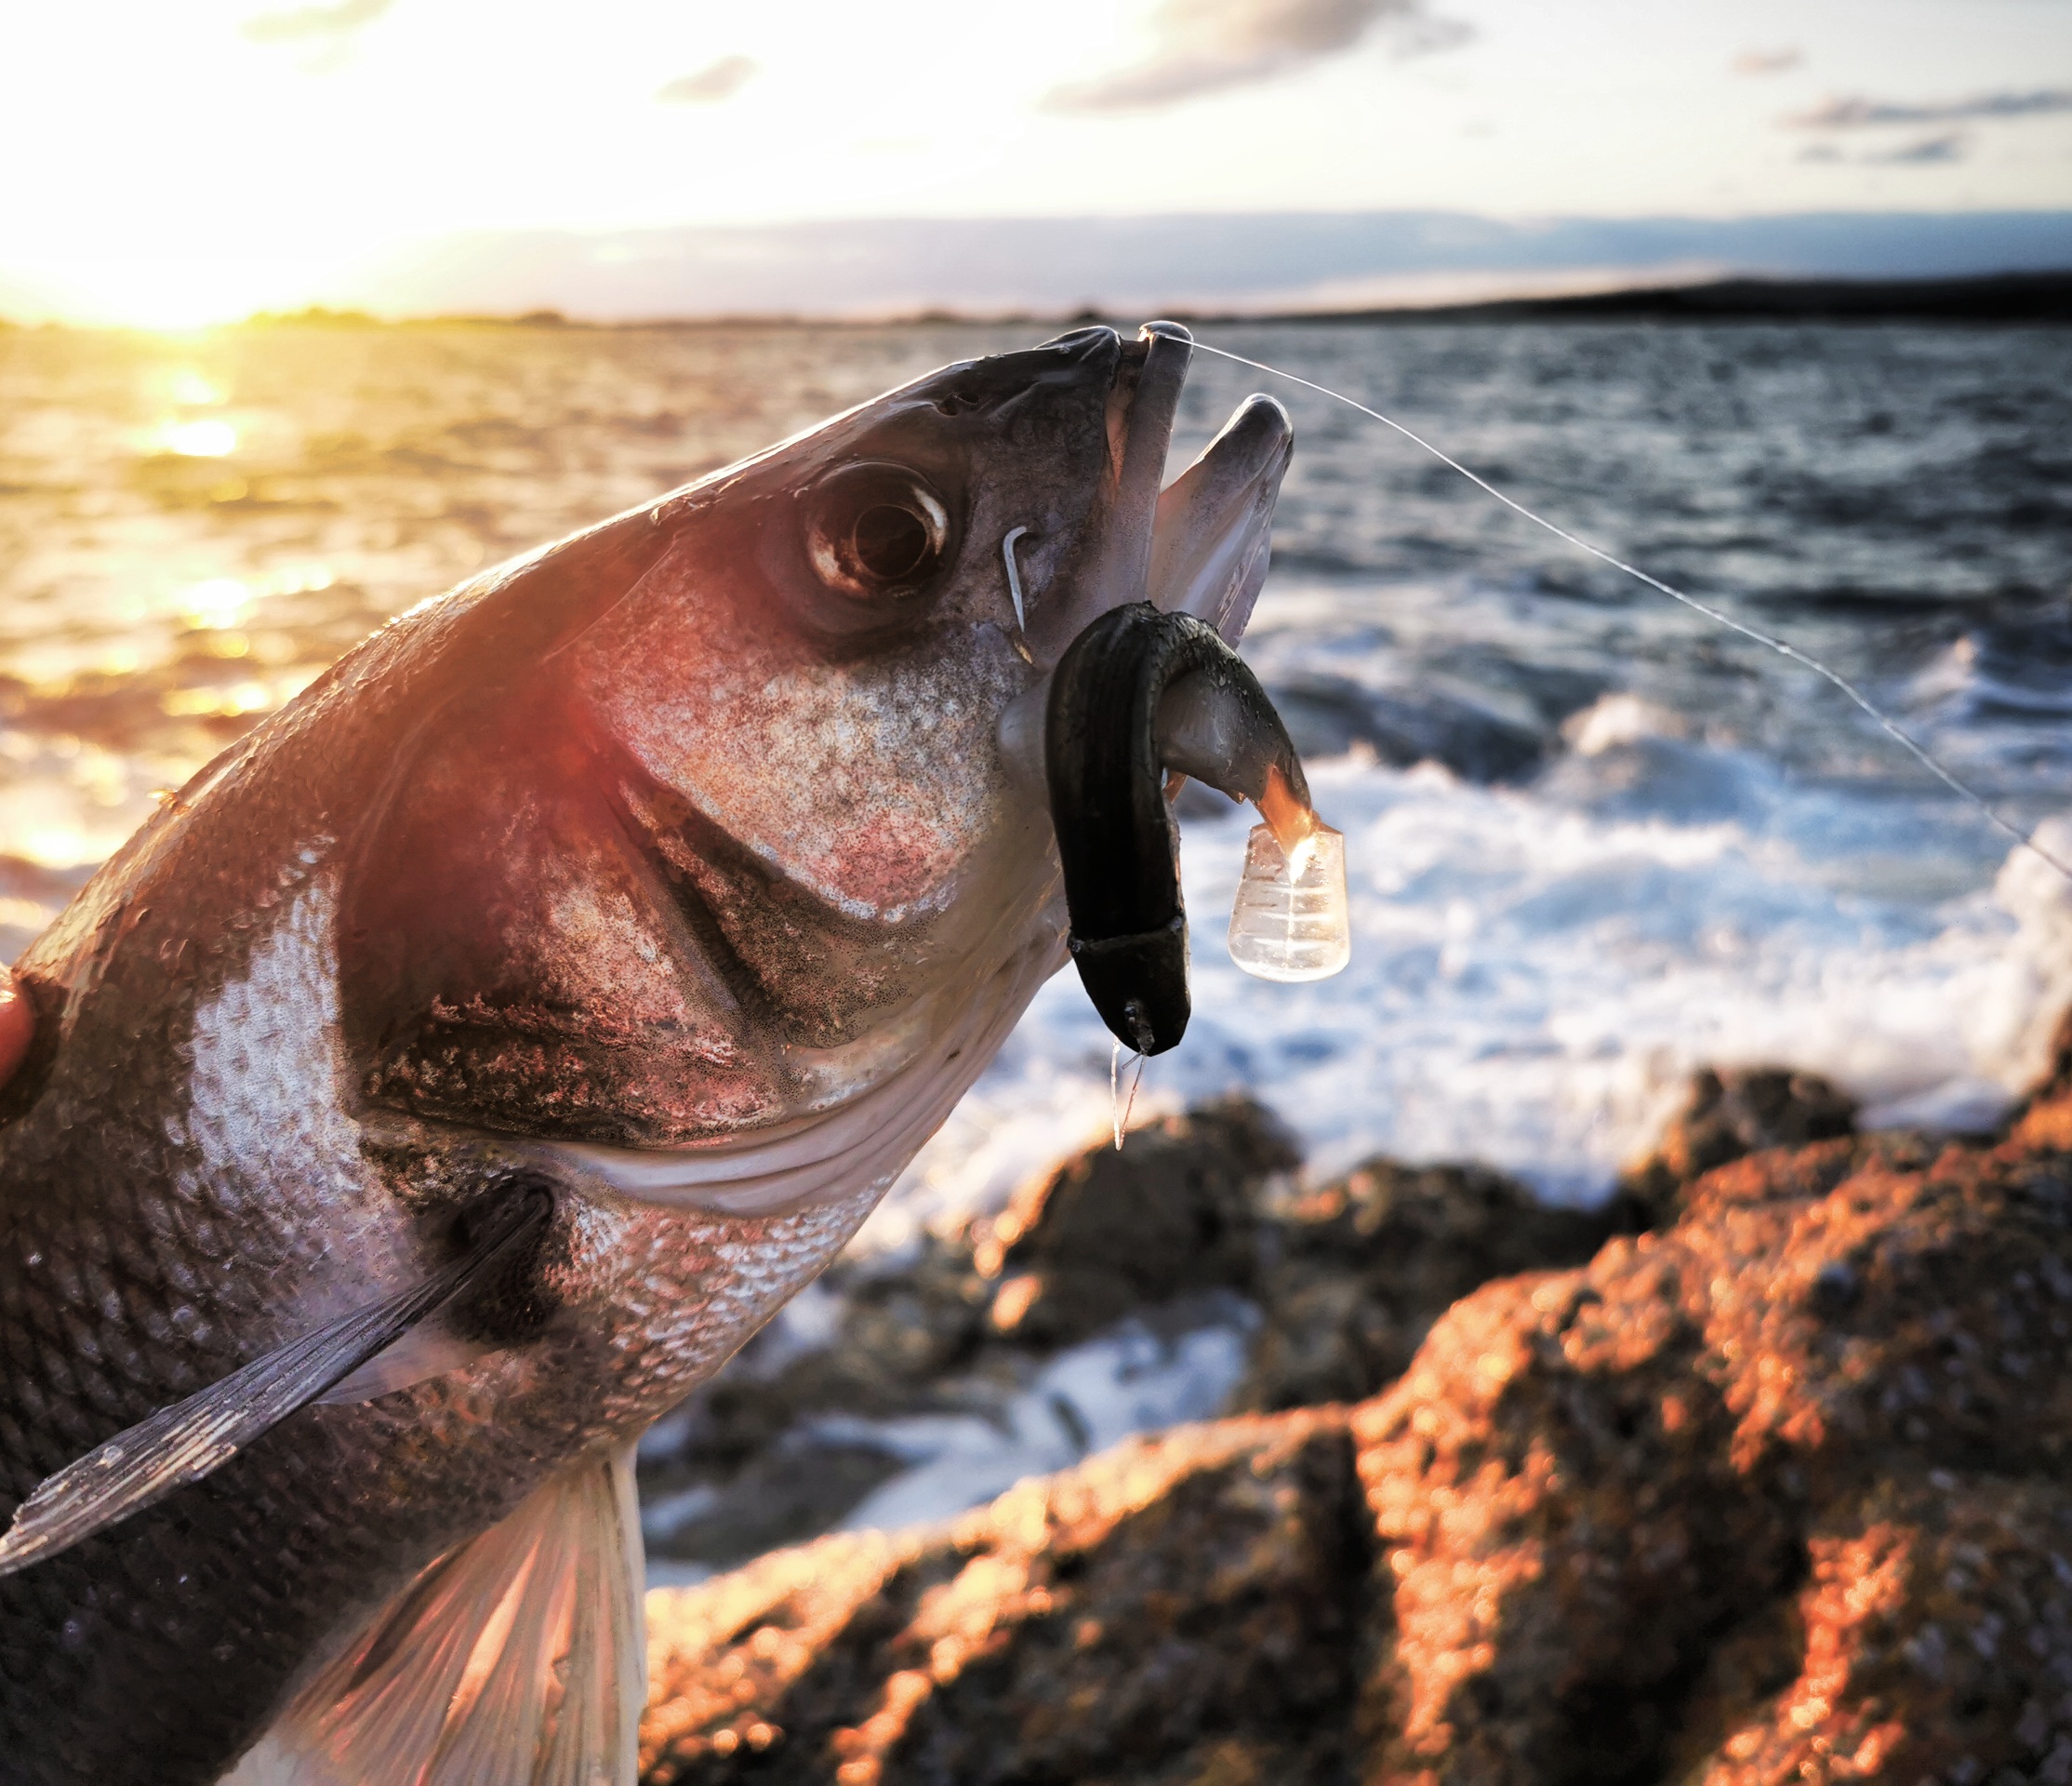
[875,699,2072,1238]
[817,1312,1255,1537]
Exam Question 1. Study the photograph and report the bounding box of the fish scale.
[0,325,1310,1782]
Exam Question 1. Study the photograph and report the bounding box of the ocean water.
[3,315,2070,1233]
[884,318,2072,1232]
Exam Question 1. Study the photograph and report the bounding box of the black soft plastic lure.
[1046,602,1309,1054]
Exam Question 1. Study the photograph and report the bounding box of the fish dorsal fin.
[0,1190,551,1578]
[225,1445,646,1786]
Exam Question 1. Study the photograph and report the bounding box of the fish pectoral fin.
[0,1189,551,1578]
[313,1315,498,1406]
[223,1445,647,1786]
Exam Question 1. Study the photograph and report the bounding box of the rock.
[1614,1064,1858,1227]
[640,1438,917,1570]
[641,1063,2072,1781]
[2009,1006,2072,1150]
[639,1409,1361,1786]
[1660,1476,2072,1783]
[971,1098,1299,1346]
[1237,1160,1616,1411]
[636,1097,1612,1571]
[638,1095,1637,1574]
[1351,1116,2072,1779]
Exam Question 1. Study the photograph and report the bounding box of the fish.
[0,322,1302,1784]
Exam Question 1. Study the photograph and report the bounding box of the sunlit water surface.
[4,316,2069,1240]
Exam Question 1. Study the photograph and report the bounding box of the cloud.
[656,55,758,105]
[1043,0,1469,113]
[1799,133,1968,167]
[1866,133,1966,165]
[241,0,392,45]
[1732,47,1801,77]
[1790,88,2072,128]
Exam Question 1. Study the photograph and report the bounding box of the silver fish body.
[0,325,1292,1783]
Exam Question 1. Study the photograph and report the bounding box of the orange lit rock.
[641,1044,2072,1782]
[1237,1157,1616,1412]
[969,1096,1298,1344]
[1670,1477,2072,1784]
[1612,1062,1858,1229]
[0,969,33,1090]
[1351,1114,2072,1781]
[640,1409,1360,1784]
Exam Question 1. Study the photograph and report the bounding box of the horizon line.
[8,265,2069,336]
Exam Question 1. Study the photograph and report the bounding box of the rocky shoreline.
[632,1041,2072,1780]
[631,1096,1622,1574]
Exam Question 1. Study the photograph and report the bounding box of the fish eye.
[804,463,952,604]
[851,503,934,581]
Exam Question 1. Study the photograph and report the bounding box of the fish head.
[339,324,1292,1207]
[569,326,1132,940]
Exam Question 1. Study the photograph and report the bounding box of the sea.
[5,314,2071,1538]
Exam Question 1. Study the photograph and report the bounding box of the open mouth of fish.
[544,322,1310,1215]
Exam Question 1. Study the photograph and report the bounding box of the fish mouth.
[1029,322,1291,662]
[1126,322,1294,646]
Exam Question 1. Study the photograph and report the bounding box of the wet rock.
[641,1060,2072,1781]
[640,1099,1630,1574]
[1660,1476,2072,1783]
[642,1438,915,1570]
[1614,1064,1858,1227]
[1237,1160,1616,1411]
[2009,1005,2072,1149]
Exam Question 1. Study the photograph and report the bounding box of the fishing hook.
[1002,525,1029,633]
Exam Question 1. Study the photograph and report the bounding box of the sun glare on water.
[162,682,276,719]
[166,370,227,407]
[179,578,252,629]
[157,419,238,458]
[166,372,228,410]
[20,828,90,871]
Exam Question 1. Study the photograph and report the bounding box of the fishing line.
[1189,338,2072,888]
[1109,1040,1147,1150]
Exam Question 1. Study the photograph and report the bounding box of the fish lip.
[1147,386,1294,639]
[1094,324,1295,649]
[1028,322,1195,661]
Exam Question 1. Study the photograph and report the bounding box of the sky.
[2,0,2069,325]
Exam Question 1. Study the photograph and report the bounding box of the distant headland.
[217,267,2072,331]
